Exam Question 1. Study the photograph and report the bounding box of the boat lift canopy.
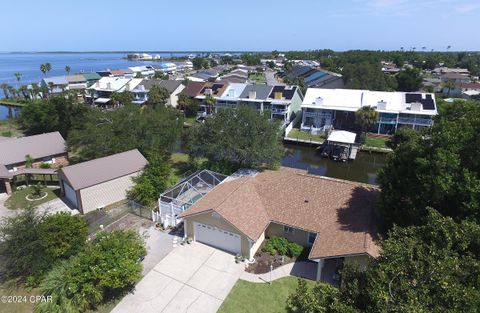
[327,130,357,144]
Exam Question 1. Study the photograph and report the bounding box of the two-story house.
[301,88,437,135]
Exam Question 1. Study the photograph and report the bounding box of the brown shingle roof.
[182,82,206,97]
[181,168,380,259]
[59,149,147,190]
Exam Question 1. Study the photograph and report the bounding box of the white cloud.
[455,3,480,14]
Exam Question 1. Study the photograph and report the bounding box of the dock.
[349,146,359,159]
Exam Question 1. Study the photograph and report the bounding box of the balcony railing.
[303,111,332,118]
[398,117,433,126]
[272,108,288,114]
[378,117,397,124]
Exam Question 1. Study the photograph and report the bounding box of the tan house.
[0,132,68,194]
[57,149,147,214]
[180,168,380,281]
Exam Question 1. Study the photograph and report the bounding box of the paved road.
[112,242,244,313]
[266,70,284,86]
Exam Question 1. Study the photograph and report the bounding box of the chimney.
[125,83,130,91]
[314,97,323,106]
[274,91,283,100]
[377,100,387,110]
[107,82,112,90]
[204,88,213,95]
[249,91,257,99]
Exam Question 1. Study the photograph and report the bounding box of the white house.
[87,77,142,106]
[301,88,437,135]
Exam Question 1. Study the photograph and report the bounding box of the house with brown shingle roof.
[0,132,68,194]
[180,167,380,282]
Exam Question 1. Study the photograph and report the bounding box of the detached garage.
[58,149,148,214]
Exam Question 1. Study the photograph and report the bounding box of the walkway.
[265,70,284,86]
[112,242,244,313]
[240,261,316,283]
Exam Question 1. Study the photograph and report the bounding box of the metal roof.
[0,132,66,166]
[59,149,147,190]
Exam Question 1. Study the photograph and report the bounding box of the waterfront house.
[82,72,101,86]
[0,132,68,194]
[215,83,248,110]
[179,167,379,283]
[238,84,274,113]
[301,88,437,134]
[130,80,185,106]
[129,66,155,77]
[65,75,88,90]
[41,76,68,93]
[153,62,177,74]
[195,82,228,115]
[267,85,303,124]
[87,77,142,106]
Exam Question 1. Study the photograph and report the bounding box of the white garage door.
[194,222,241,255]
[63,182,77,208]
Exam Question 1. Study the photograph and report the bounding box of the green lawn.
[0,279,37,313]
[0,119,23,138]
[184,116,197,125]
[248,72,266,84]
[5,186,59,210]
[170,152,207,183]
[287,128,326,143]
[364,136,389,149]
[218,277,316,313]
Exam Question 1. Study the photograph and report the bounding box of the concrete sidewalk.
[241,261,317,283]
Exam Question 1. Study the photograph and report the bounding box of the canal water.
[282,143,387,185]
[0,104,19,120]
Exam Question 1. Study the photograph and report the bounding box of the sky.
[2,0,479,52]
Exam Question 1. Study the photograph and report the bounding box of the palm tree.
[65,65,71,75]
[31,84,40,99]
[355,106,379,140]
[204,94,216,115]
[14,72,22,84]
[40,63,47,76]
[19,85,29,100]
[447,45,452,51]
[45,63,52,75]
[0,83,10,99]
[443,80,456,97]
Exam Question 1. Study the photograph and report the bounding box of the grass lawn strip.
[5,186,59,210]
[218,276,316,313]
[287,128,325,142]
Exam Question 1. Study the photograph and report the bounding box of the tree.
[45,63,52,75]
[148,85,170,108]
[18,95,91,138]
[110,91,132,107]
[14,72,22,83]
[192,57,206,70]
[178,93,198,117]
[355,106,378,139]
[186,105,284,172]
[38,213,88,263]
[204,94,216,114]
[40,63,48,76]
[443,79,456,97]
[35,230,146,313]
[128,153,174,206]
[65,65,71,75]
[67,105,183,162]
[0,83,10,99]
[396,67,422,92]
[267,60,276,69]
[0,207,45,280]
[342,61,397,91]
[378,101,480,229]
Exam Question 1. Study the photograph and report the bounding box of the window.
[283,225,294,234]
[308,232,316,244]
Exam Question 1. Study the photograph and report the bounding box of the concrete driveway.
[112,242,244,313]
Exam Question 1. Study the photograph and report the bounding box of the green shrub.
[287,242,304,257]
[40,162,51,169]
[262,236,289,255]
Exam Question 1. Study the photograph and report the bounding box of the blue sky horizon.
[3,0,479,52]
